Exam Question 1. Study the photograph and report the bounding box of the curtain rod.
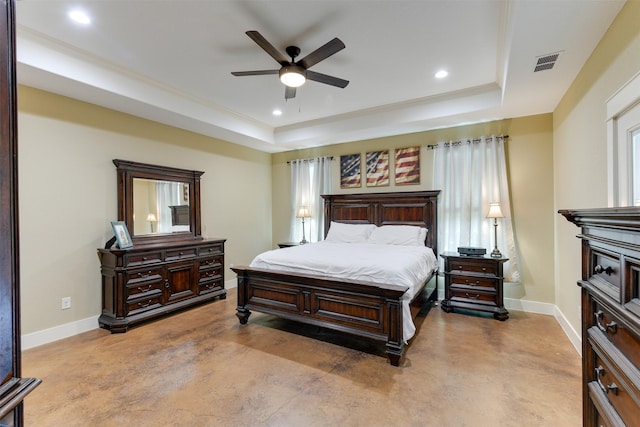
[287,156,333,164]
[427,134,509,149]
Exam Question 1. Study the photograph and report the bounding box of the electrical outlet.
[61,297,71,310]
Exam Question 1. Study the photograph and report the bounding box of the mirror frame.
[113,159,204,246]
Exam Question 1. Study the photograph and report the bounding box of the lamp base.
[490,248,503,258]
[299,239,308,244]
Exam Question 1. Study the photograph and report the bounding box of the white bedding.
[249,241,438,341]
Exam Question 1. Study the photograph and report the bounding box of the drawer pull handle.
[179,252,184,256]
[594,311,618,333]
[142,257,147,261]
[595,366,619,396]
[464,292,480,299]
[137,271,152,278]
[137,300,152,308]
[465,279,481,286]
[594,264,613,275]
[164,280,170,289]
[136,285,152,292]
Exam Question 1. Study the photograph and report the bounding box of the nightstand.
[277,242,300,248]
[440,252,509,320]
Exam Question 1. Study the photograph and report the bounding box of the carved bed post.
[385,299,404,367]
[232,267,251,324]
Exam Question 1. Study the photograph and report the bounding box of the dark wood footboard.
[232,266,436,366]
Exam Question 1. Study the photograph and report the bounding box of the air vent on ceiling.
[534,52,561,72]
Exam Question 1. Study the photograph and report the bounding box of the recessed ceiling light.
[68,10,91,25]
[273,109,283,116]
[435,70,448,79]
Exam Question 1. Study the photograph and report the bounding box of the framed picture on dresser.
[111,221,133,248]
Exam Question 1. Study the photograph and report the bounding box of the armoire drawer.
[590,300,640,372]
[587,246,621,303]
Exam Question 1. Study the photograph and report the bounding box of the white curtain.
[290,157,332,243]
[433,136,520,282]
[156,182,183,233]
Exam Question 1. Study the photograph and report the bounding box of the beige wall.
[272,114,556,305]
[18,86,272,334]
[553,1,640,334]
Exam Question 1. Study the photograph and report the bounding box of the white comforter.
[249,241,438,341]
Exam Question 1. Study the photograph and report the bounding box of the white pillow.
[368,225,425,246]
[325,221,376,243]
[419,227,428,245]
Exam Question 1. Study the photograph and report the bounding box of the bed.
[231,191,440,366]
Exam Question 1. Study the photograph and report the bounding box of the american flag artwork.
[394,146,420,185]
[366,150,390,187]
[340,154,361,188]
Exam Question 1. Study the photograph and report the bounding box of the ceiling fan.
[231,30,349,100]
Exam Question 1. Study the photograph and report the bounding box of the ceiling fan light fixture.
[279,65,307,88]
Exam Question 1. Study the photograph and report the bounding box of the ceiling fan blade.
[298,38,345,69]
[231,70,279,76]
[285,86,296,100]
[306,70,349,88]
[245,30,288,65]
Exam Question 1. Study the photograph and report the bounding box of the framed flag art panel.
[340,153,362,188]
[394,146,420,185]
[366,150,390,187]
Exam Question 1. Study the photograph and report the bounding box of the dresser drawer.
[198,242,224,256]
[126,293,163,316]
[166,247,197,261]
[448,273,498,290]
[590,300,640,372]
[126,280,164,299]
[199,265,223,282]
[125,267,163,286]
[588,246,622,303]
[199,278,223,295]
[448,258,498,275]
[124,251,163,267]
[199,255,223,271]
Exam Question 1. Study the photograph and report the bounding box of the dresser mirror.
[114,159,204,246]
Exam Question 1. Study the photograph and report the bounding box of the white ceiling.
[15,1,625,153]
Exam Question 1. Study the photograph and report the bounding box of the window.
[607,71,640,207]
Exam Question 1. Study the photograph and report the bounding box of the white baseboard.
[552,304,582,356]
[22,315,100,351]
[23,286,581,354]
[22,279,240,351]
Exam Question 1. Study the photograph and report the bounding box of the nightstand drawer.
[449,288,497,304]
[449,273,498,290]
[449,258,498,275]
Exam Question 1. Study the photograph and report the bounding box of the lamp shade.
[296,205,310,218]
[147,213,157,222]
[486,203,504,219]
[279,65,306,88]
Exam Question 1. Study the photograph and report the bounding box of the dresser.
[440,252,509,320]
[561,208,640,426]
[98,238,226,332]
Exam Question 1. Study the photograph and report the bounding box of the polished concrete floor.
[22,292,581,426]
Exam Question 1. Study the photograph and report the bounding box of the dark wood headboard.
[322,191,440,255]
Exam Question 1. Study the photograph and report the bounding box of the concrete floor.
[22,292,581,426]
